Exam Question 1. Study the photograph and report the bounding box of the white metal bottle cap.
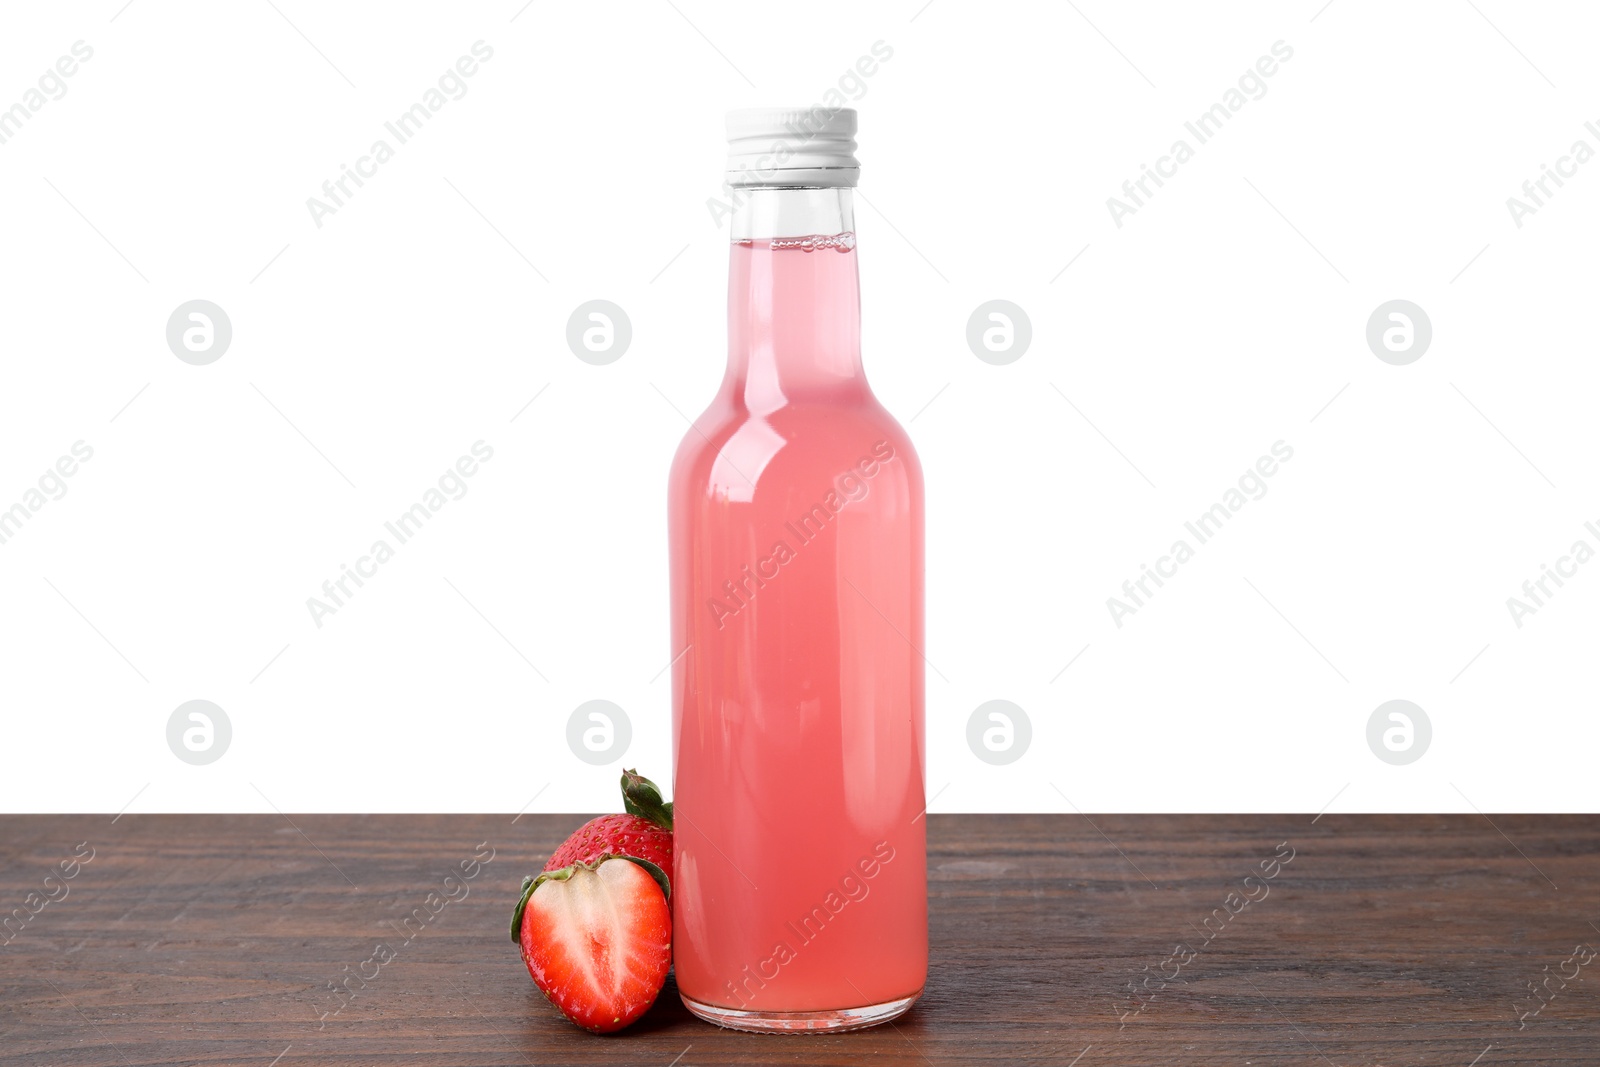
[725,107,860,189]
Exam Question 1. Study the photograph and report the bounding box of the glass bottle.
[668,108,927,1033]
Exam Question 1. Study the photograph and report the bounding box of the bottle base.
[679,990,921,1034]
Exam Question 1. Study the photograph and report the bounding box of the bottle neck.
[726,188,863,412]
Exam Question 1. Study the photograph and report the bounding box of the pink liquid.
[669,235,927,1015]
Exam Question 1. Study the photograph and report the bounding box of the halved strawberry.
[514,857,672,1033]
[511,770,677,1033]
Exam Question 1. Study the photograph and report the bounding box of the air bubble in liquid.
[770,232,856,253]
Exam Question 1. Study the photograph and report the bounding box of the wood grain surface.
[0,813,1595,1065]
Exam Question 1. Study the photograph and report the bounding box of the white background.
[1,0,1595,814]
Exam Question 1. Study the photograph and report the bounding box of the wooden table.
[1,814,1595,1065]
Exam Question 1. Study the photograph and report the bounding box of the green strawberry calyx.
[620,769,673,831]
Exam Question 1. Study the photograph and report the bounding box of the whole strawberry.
[542,770,674,893]
[512,770,675,1034]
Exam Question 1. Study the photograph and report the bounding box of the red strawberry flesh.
[518,858,671,1033]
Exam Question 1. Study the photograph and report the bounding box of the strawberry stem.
[620,769,673,831]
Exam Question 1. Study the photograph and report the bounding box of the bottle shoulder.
[669,397,922,503]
